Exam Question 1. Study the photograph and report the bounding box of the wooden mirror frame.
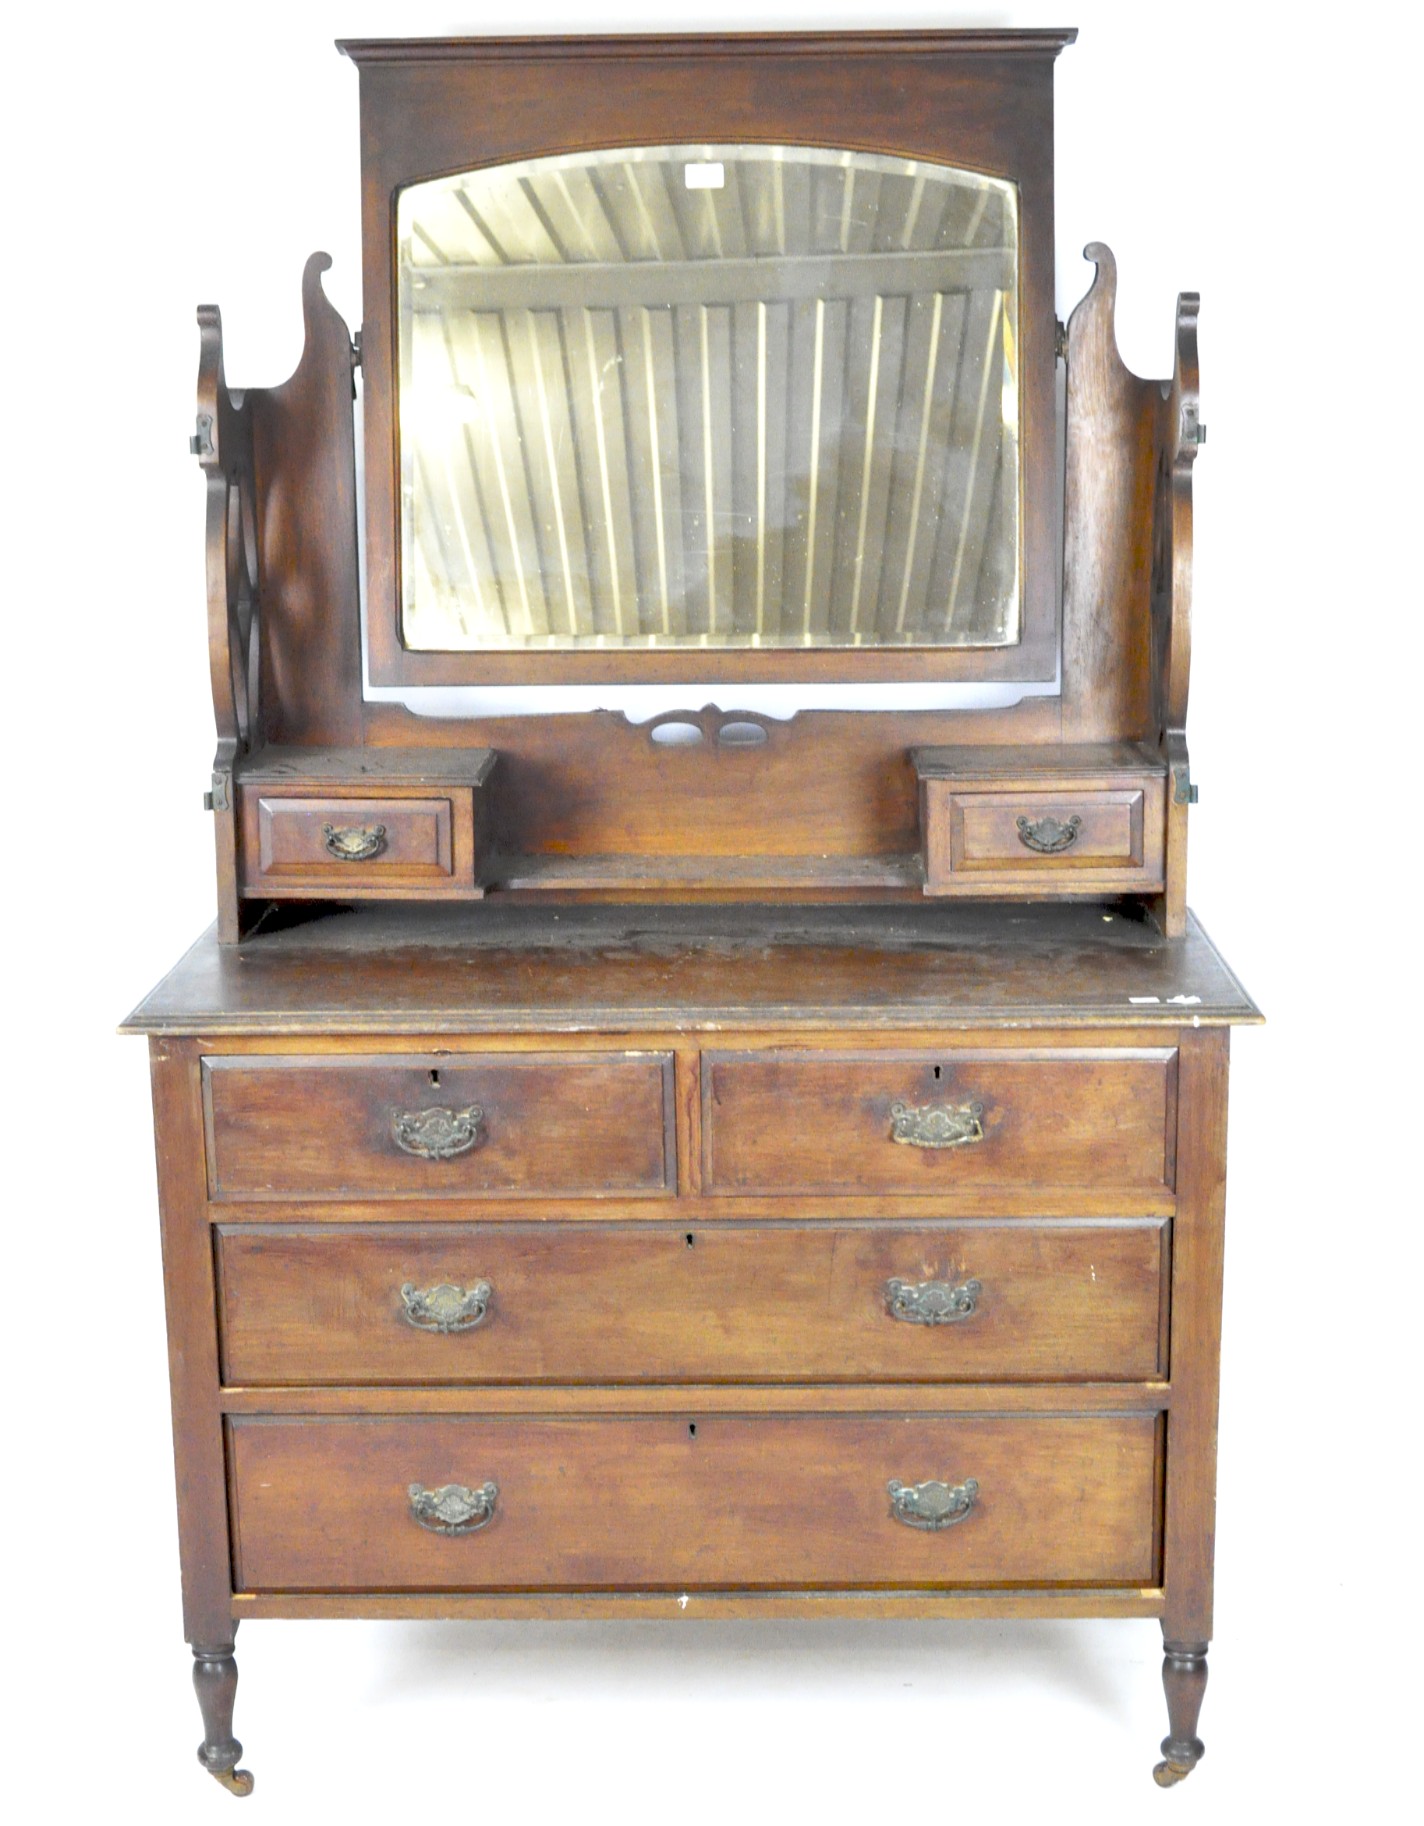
[341,31,1076,687]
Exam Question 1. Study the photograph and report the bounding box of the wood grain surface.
[216,1219,1168,1385]
[205,1052,676,1199]
[229,1409,1158,1590]
[123,903,1260,1035]
[702,1048,1176,1194]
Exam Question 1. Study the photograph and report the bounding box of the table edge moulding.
[126,26,1258,1797]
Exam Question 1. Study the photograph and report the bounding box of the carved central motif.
[321,822,387,861]
[1015,812,1082,854]
[887,1477,981,1531]
[400,1279,493,1333]
[392,1104,485,1160]
[888,1100,985,1149]
[407,1481,499,1536]
[884,1275,984,1324]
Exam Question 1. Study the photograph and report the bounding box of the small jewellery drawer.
[916,755,1167,897]
[255,795,454,879]
[233,747,495,898]
[949,790,1157,874]
[217,1221,1168,1385]
[228,1413,1160,1591]
[204,1053,676,1199]
[702,1050,1176,1195]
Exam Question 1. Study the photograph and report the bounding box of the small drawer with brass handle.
[407,1480,498,1536]
[234,749,496,900]
[204,1051,675,1199]
[917,770,1166,896]
[229,1413,1159,1590]
[887,1476,980,1531]
[400,1279,492,1333]
[701,1048,1175,1195]
[249,794,458,887]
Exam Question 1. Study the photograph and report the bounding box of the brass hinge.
[1054,318,1067,362]
[1173,767,1199,806]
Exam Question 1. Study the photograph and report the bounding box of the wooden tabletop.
[122,902,1259,1036]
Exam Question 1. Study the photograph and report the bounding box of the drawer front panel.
[205,1054,676,1199]
[703,1050,1175,1195]
[230,1413,1159,1591]
[218,1221,1167,1385]
[920,776,1166,895]
[955,790,1143,870]
[254,795,458,885]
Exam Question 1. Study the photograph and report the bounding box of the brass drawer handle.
[887,1477,980,1531]
[408,1481,499,1536]
[321,821,387,861]
[885,1275,983,1324]
[392,1104,484,1160]
[401,1279,492,1333]
[889,1101,984,1149]
[1016,812,1081,854]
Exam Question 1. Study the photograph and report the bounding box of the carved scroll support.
[195,298,260,942]
[1154,290,1202,938]
[1062,243,1201,938]
[194,253,364,943]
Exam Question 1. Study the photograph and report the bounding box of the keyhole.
[688,1423,697,1438]
[933,1065,942,1081]
[685,1233,696,1248]
[429,1069,441,1088]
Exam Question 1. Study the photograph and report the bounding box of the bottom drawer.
[229,1413,1160,1591]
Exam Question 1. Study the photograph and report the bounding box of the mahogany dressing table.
[123,29,1258,1793]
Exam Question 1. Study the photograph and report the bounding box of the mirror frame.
[342,31,1074,687]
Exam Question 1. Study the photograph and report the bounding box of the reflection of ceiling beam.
[406,247,1015,312]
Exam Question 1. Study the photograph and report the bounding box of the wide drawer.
[204,1054,676,1199]
[702,1049,1176,1195]
[229,1413,1160,1591]
[217,1221,1168,1385]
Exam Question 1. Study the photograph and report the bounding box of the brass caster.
[1153,1759,1193,1788]
[209,1766,255,1797]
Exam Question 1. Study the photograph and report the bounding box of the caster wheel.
[210,1766,255,1797]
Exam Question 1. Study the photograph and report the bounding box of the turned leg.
[192,1644,254,1796]
[1153,1638,1208,1787]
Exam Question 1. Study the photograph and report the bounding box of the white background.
[4,2,1418,1821]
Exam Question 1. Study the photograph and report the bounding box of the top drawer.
[702,1049,1176,1195]
[232,747,496,901]
[204,1053,676,1200]
[914,745,1167,898]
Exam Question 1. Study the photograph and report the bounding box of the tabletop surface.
[122,902,1260,1036]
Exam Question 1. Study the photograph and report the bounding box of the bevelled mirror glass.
[397,146,1019,653]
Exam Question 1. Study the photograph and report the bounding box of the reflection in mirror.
[397,146,1019,653]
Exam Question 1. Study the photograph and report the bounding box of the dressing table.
[124,29,1258,1793]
